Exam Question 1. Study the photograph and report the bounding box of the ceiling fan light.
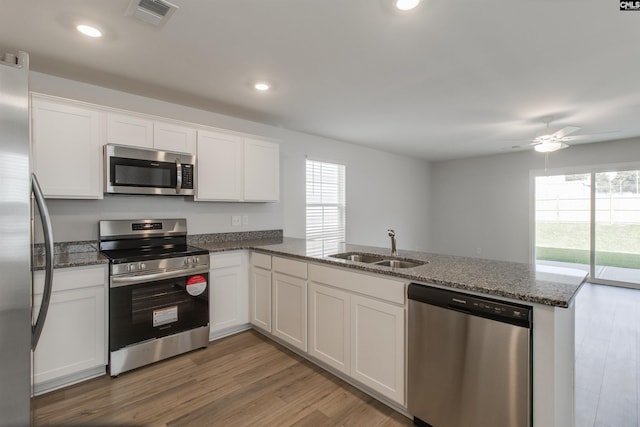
[534,141,567,153]
[535,134,553,142]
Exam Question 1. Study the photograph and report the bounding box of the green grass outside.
[536,247,640,269]
[535,222,640,269]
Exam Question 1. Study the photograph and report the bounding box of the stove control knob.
[139,263,146,271]
[184,258,191,265]
[128,264,136,272]
[194,256,200,264]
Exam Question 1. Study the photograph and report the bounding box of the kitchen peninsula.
[36,234,586,427]
[199,235,586,427]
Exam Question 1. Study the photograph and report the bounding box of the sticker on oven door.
[186,275,207,296]
[153,305,178,327]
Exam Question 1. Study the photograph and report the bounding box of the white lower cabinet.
[307,263,406,405]
[250,253,272,332]
[248,254,406,406]
[272,257,308,352]
[209,251,249,340]
[32,265,107,395]
[308,282,350,375]
[350,294,405,404]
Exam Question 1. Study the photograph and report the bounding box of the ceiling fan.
[529,120,580,153]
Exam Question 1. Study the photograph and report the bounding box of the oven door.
[109,272,209,351]
[104,144,195,195]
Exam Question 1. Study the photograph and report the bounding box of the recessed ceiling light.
[254,82,271,92]
[394,0,421,11]
[76,24,102,38]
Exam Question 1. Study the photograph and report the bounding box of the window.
[306,159,346,242]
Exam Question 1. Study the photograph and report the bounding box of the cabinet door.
[32,266,107,393]
[31,96,104,199]
[196,130,243,201]
[107,112,153,148]
[272,273,307,351]
[153,121,196,154]
[250,266,272,332]
[209,252,249,337]
[308,282,350,375]
[350,294,405,404]
[244,138,279,201]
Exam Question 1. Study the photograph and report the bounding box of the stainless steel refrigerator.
[1,51,54,426]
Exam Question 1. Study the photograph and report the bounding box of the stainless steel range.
[99,219,210,376]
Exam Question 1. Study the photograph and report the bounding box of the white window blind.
[306,159,346,242]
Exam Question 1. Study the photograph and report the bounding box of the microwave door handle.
[175,159,182,194]
[31,173,54,350]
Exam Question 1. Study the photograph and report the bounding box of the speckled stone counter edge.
[248,238,588,308]
[34,231,586,308]
[33,230,284,270]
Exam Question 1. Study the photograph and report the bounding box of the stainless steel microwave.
[104,144,195,196]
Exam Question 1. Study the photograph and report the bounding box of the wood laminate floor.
[33,282,640,427]
[575,283,640,427]
[32,330,412,427]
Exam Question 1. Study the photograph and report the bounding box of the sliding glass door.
[593,171,640,286]
[535,168,640,288]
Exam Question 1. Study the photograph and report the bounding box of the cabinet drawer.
[33,265,107,295]
[251,252,271,270]
[273,256,307,279]
[210,251,243,269]
[308,264,405,305]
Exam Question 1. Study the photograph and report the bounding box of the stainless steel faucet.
[388,229,397,257]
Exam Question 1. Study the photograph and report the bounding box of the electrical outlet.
[242,215,249,225]
[231,215,241,226]
[476,247,482,255]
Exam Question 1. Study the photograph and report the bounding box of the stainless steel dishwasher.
[407,283,532,427]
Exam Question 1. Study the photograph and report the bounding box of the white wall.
[32,72,431,251]
[428,138,640,263]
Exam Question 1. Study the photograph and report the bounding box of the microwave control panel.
[182,164,194,189]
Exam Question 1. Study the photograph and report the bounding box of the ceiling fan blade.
[552,126,581,139]
[561,130,620,141]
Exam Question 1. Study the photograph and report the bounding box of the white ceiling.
[1,0,639,161]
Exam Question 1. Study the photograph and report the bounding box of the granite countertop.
[33,241,109,270]
[250,238,587,308]
[36,231,587,308]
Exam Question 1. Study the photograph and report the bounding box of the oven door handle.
[110,266,209,288]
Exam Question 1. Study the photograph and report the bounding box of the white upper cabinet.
[244,137,280,202]
[31,95,104,199]
[153,121,196,154]
[196,131,280,202]
[107,112,196,154]
[31,94,274,201]
[107,112,153,149]
[196,130,243,201]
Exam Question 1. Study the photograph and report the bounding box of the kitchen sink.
[330,252,386,263]
[329,252,425,268]
[373,259,424,268]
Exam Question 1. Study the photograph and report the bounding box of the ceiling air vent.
[125,0,178,26]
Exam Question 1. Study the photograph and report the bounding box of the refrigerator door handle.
[31,173,54,350]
